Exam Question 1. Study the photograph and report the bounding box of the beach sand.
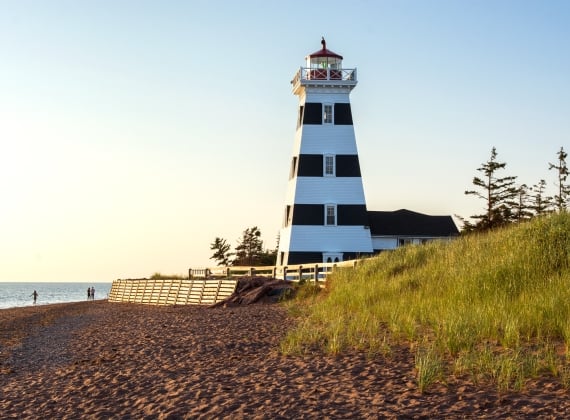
[1,300,570,419]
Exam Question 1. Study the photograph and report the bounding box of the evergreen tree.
[548,147,570,212]
[209,237,232,266]
[257,231,279,266]
[529,179,552,216]
[465,147,518,230]
[513,184,533,222]
[258,248,277,266]
[233,226,264,266]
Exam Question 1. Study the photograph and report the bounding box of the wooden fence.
[108,278,238,306]
[108,260,361,306]
[189,259,360,283]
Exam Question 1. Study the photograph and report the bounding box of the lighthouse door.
[323,253,343,264]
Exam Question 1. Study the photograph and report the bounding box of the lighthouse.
[277,38,373,266]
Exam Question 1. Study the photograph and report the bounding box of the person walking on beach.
[91,286,95,301]
[87,287,91,300]
[31,290,38,304]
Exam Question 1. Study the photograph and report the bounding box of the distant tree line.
[209,226,277,266]
[461,146,569,232]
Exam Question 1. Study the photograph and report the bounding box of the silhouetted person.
[87,287,91,300]
[31,290,38,304]
[91,286,95,301]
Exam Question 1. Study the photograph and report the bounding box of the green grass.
[280,212,570,392]
[415,342,444,392]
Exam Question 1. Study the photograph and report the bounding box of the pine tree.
[513,184,533,222]
[209,237,232,266]
[233,226,264,266]
[529,179,552,216]
[257,231,279,266]
[258,248,277,266]
[548,147,570,212]
[465,147,518,230]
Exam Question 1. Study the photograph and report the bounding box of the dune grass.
[281,212,570,392]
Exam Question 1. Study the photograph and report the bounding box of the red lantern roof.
[308,37,343,60]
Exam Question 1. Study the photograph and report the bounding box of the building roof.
[368,209,459,237]
[308,37,343,60]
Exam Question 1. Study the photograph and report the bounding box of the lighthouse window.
[325,204,337,226]
[323,104,333,124]
[324,155,335,176]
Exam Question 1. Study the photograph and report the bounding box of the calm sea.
[0,282,112,309]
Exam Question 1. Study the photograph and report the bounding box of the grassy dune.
[281,212,570,392]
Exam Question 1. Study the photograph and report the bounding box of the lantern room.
[291,38,356,95]
[306,37,343,80]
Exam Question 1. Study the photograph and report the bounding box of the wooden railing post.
[313,264,319,284]
[298,265,303,282]
[283,267,288,281]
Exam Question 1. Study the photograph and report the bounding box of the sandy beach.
[1,300,570,419]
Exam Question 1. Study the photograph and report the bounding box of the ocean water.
[0,282,112,309]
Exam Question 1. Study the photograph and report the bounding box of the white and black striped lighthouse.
[277,38,373,266]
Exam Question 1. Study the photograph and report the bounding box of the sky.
[1,0,569,281]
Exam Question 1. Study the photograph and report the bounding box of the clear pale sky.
[1,1,568,281]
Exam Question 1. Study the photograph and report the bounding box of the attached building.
[369,209,459,251]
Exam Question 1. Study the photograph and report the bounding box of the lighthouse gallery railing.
[291,67,357,86]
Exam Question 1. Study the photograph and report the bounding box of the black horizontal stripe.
[284,251,372,265]
[336,155,361,177]
[302,102,322,125]
[291,204,369,226]
[297,154,323,177]
[337,205,369,225]
[300,102,353,126]
[295,154,361,177]
[334,103,353,125]
[285,252,324,265]
[291,204,324,225]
